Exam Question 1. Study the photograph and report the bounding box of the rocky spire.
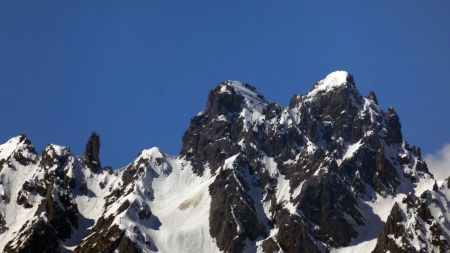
[204,83,244,116]
[386,106,403,144]
[368,91,379,105]
[83,132,101,173]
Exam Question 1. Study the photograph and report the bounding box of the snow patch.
[307,70,351,97]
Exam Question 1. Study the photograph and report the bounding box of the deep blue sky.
[1,1,449,168]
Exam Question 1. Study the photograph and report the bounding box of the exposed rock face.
[74,217,143,253]
[372,203,410,253]
[83,132,101,173]
[209,155,266,252]
[3,219,60,253]
[373,190,450,253]
[0,71,448,253]
[0,214,7,234]
[296,173,364,246]
[386,107,403,145]
[368,91,379,105]
[274,209,321,253]
[176,72,438,252]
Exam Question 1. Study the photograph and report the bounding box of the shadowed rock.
[83,132,101,173]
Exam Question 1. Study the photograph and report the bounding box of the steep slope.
[0,71,447,253]
[372,181,450,253]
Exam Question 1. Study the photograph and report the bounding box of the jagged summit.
[220,81,267,108]
[83,132,101,173]
[0,72,447,253]
[0,135,37,169]
[204,80,268,116]
[218,80,263,98]
[0,136,28,159]
[0,135,33,153]
[209,71,358,117]
[308,70,356,96]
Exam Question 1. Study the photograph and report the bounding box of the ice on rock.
[307,70,353,97]
[220,80,268,113]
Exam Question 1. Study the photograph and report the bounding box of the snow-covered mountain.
[1,71,449,253]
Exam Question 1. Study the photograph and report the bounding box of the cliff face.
[0,71,447,253]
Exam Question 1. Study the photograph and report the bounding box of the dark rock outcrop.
[275,210,321,253]
[83,132,101,173]
[209,155,266,252]
[74,216,143,253]
[296,173,364,247]
[373,192,449,253]
[385,107,403,144]
[372,203,410,253]
[4,219,60,253]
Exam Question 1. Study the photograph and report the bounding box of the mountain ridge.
[0,71,449,253]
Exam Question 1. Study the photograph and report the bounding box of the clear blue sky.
[1,1,449,168]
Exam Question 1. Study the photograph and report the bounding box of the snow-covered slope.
[0,71,448,253]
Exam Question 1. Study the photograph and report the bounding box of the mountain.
[1,71,449,253]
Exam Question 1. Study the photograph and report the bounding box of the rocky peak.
[0,135,37,168]
[0,135,34,156]
[368,91,379,105]
[39,144,70,171]
[307,70,356,97]
[385,106,403,144]
[17,134,33,147]
[181,81,269,175]
[83,132,101,173]
[300,71,364,123]
[205,81,267,116]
